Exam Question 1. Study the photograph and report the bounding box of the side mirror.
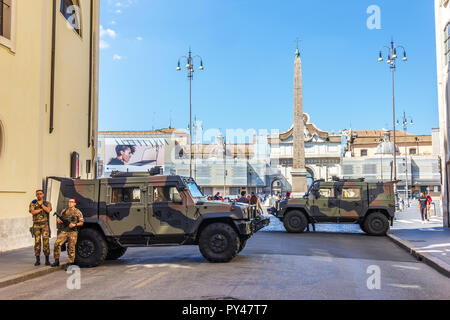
[173,193,183,204]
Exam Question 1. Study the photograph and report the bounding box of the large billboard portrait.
[104,138,167,173]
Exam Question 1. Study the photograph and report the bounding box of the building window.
[0,0,11,40]
[60,0,82,36]
[360,149,368,157]
[445,23,450,66]
[409,148,417,155]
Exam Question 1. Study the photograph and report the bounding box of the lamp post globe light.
[397,112,414,208]
[177,48,204,178]
[378,39,407,206]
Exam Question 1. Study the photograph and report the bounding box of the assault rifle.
[54,210,79,232]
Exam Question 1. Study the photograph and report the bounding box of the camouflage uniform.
[29,200,52,257]
[53,208,84,263]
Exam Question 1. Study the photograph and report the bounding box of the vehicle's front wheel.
[283,210,308,233]
[106,243,128,260]
[199,223,240,263]
[75,228,108,268]
[364,212,390,236]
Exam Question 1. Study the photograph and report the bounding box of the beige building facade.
[435,0,450,227]
[342,129,441,198]
[268,113,343,194]
[0,0,100,251]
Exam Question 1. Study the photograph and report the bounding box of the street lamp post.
[398,112,414,207]
[378,39,407,204]
[223,137,227,197]
[177,48,204,178]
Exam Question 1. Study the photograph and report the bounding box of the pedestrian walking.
[418,193,428,223]
[29,190,52,266]
[237,191,250,204]
[426,194,433,219]
[249,193,264,215]
[52,198,84,270]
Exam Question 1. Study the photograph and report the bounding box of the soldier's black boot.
[45,256,51,266]
[34,256,41,266]
[51,259,60,267]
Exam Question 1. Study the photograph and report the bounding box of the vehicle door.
[147,185,187,235]
[310,186,339,222]
[105,184,147,235]
[339,185,364,221]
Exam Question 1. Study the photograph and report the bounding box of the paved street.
[0,228,449,300]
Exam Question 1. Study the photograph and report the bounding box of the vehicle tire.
[199,223,240,263]
[106,244,128,261]
[364,212,390,236]
[75,228,108,268]
[238,239,247,253]
[283,210,308,233]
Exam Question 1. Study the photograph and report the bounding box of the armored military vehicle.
[46,171,270,267]
[269,178,396,236]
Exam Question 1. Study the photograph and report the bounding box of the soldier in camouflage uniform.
[52,199,84,270]
[29,190,52,266]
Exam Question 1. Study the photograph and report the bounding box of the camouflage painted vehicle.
[46,171,270,267]
[269,178,396,236]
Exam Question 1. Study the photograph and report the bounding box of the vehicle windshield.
[304,181,320,198]
[185,181,204,199]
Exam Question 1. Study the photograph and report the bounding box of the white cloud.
[100,40,110,49]
[113,54,122,61]
[100,25,116,39]
[99,25,117,50]
[136,36,143,41]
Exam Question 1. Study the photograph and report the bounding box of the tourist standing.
[418,193,429,223]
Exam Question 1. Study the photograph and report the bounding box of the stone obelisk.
[291,46,308,197]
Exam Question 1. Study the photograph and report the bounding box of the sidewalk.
[388,202,450,277]
[0,239,68,289]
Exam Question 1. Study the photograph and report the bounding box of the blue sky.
[99,0,438,137]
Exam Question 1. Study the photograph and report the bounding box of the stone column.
[291,48,308,197]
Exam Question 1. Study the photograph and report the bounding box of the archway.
[271,179,283,195]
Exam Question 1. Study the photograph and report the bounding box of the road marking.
[388,284,421,289]
[134,272,169,289]
[395,220,413,224]
[392,264,421,271]
[127,263,192,270]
